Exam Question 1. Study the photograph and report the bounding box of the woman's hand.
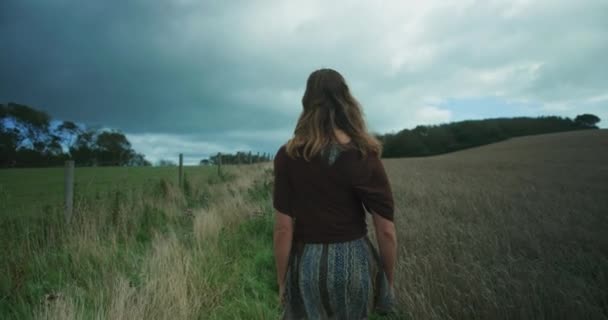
[279,282,286,305]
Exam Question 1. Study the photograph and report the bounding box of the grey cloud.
[1,0,607,162]
[1,0,299,135]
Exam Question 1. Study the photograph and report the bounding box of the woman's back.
[273,141,394,243]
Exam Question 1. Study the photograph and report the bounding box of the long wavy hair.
[285,68,382,161]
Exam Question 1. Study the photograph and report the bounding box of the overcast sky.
[1,0,607,164]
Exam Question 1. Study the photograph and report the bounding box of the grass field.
[1,129,607,319]
[383,129,608,319]
[1,163,283,319]
[0,165,220,215]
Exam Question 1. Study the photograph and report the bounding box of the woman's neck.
[333,129,351,144]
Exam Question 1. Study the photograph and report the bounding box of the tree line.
[1,102,150,167]
[202,151,272,165]
[153,152,272,167]
[1,102,602,167]
[376,114,601,158]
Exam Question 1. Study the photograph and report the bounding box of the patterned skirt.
[281,235,395,320]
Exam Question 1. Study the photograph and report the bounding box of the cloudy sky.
[1,0,607,164]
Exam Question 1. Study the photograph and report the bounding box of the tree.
[95,130,134,166]
[128,153,151,166]
[67,128,148,166]
[157,159,176,166]
[70,128,98,165]
[4,102,52,152]
[55,121,82,151]
[1,103,150,167]
[574,114,601,128]
[45,134,64,156]
[425,125,457,152]
[0,104,7,118]
[0,114,20,166]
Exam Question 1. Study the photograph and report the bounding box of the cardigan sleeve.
[351,151,395,221]
[273,145,293,217]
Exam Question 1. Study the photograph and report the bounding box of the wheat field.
[383,129,608,319]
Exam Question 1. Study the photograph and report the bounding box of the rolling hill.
[380,129,608,319]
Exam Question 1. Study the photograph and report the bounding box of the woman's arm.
[274,210,294,294]
[372,211,397,287]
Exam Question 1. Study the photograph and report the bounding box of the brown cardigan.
[272,142,394,243]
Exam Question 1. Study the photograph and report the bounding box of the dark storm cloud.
[2,0,607,163]
[0,0,299,136]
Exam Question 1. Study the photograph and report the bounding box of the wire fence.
[0,152,274,220]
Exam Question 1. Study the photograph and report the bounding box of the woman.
[273,68,397,320]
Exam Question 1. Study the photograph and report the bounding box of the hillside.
[380,129,608,319]
[438,128,608,162]
[378,115,601,158]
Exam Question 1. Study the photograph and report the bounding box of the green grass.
[1,164,279,319]
[0,165,219,216]
[204,208,280,319]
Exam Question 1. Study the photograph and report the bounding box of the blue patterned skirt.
[281,235,395,320]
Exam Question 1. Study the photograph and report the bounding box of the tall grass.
[385,130,608,319]
[1,164,281,319]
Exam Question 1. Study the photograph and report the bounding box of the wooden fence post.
[249,151,252,164]
[178,153,183,188]
[64,160,74,223]
[217,152,222,177]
